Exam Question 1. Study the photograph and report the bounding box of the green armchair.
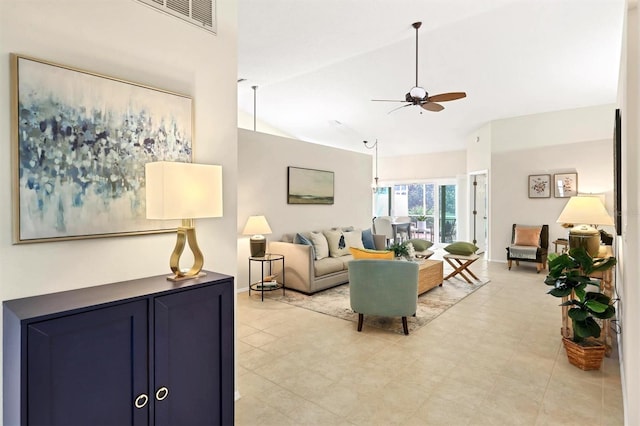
[348,259,419,335]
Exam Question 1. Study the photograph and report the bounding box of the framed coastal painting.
[528,174,551,198]
[11,54,193,243]
[554,173,578,198]
[287,166,334,204]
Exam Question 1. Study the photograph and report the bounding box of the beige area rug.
[273,274,489,335]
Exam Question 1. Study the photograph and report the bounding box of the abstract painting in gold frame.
[11,54,193,243]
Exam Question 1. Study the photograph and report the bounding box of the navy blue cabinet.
[3,271,234,426]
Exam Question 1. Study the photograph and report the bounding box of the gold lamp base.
[568,225,600,257]
[167,219,207,282]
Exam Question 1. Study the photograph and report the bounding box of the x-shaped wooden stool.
[443,253,481,283]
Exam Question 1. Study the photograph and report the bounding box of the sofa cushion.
[309,231,330,260]
[408,238,433,252]
[361,228,376,249]
[339,254,354,270]
[444,241,479,255]
[344,229,365,249]
[323,229,350,257]
[349,247,394,260]
[294,233,316,259]
[281,233,296,243]
[314,257,345,276]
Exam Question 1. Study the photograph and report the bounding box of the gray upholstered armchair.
[348,259,418,335]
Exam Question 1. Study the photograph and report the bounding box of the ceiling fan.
[372,22,466,113]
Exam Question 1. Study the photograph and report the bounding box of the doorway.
[470,173,488,254]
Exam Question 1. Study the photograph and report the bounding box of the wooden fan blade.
[427,92,467,102]
[372,99,407,102]
[421,102,444,112]
[388,104,413,114]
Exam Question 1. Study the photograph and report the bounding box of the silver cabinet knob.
[134,394,149,409]
[155,386,169,401]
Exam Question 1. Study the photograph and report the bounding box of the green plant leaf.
[593,305,616,320]
[585,299,609,314]
[568,307,588,321]
[570,247,594,273]
[585,292,612,304]
[549,287,572,298]
[574,286,586,302]
[544,276,559,286]
[591,257,617,272]
[573,317,601,339]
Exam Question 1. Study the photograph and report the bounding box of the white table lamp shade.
[557,196,614,256]
[145,162,223,220]
[242,216,272,236]
[556,196,614,226]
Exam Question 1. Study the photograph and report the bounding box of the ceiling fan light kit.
[372,21,466,114]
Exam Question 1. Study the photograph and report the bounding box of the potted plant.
[389,241,411,259]
[544,247,616,370]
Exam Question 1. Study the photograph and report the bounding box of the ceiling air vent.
[136,0,216,34]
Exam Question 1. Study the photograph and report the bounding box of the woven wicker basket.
[562,337,606,370]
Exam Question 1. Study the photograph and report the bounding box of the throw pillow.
[294,233,316,259]
[361,228,376,249]
[322,229,350,257]
[514,226,541,247]
[349,247,394,260]
[309,231,329,260]
[344,229,365,250]
[444,241,479,256]
[408,238,433,252]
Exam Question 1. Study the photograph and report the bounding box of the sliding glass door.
[439,184,457,243]
[373,181,458,243]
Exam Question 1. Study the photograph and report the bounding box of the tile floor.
[235,259,624,425]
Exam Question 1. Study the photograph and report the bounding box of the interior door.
[471,173,488,254]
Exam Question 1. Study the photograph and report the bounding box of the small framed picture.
[554,173,578,198]
[528,174,551,198]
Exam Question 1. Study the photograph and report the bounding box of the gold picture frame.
[11,54,194,243]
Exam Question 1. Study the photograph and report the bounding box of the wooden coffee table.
[418,259,443,295]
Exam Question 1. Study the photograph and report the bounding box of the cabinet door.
[154,281,233,426]
[27,300,148,426]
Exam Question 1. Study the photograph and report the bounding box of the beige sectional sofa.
[269,228,386,294]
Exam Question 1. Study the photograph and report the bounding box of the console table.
[3,272,234,425]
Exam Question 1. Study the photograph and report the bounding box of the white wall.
[490,139,615,261]
[491,104,616,153]
[0,0,238,417]
[618,2,640,424]
[238,109,294,138]
[467,122,492,173]
[378,150,466,182]
[237,129,372,290]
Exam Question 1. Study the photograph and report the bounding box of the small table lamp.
[145,161,223,281]
[556,196,614,256]
[243,215,272,257]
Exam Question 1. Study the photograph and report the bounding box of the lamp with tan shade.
[556,196,614,256]
[243,215,272,257]
[145,161,223,281]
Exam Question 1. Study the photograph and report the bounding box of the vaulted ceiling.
[238,0,625,157]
